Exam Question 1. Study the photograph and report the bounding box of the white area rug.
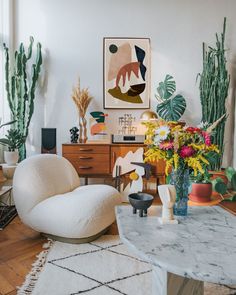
[18,235,236,295]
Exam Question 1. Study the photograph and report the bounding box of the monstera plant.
[155,75,186,121]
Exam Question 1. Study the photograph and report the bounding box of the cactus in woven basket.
[3,36,42,161]
[198,18,230,170]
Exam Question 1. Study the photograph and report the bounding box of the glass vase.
[170,167,189,216]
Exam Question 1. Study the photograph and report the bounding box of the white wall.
[13,0,236,164]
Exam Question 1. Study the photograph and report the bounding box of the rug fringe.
[17,239,54,295]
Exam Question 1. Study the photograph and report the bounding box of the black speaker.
[41,128,57,154]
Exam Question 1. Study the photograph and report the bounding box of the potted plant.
[155,74,187,122]
[198,18,230,171]
[0,129,25,165]
[189,170,213,203]
[144,120,219,215]
[3,36,42,161]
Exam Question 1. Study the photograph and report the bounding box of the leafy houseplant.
[0,129,25,165]
[155,75,187,121]
[198,18,230,170]
[3,36,42,161]
[212,167,236,201]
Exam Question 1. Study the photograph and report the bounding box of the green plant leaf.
[212,178,227,194]
[0,138,10,146]
[156,94,186,121]
[231,173,236,191]
[157,75,176,100]
[225,167,236,182]
[224,194,236,202]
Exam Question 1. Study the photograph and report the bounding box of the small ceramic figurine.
[70,127,79,143]
[158,184,178,224]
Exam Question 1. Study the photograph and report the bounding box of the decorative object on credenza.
[128,192,153,217]
[197,17,230,170]
[89,111,108,141]
[70,126,79,143]
[103,38,150,109]
[41,128,56,154]
[144,120,220,216]
[158,185,178,224]
[118,114,137,135]
[155,75,187,122]
[140,110,158,121]
[71,78,93,143]
[3,36,43,161]
[0,129,25,165]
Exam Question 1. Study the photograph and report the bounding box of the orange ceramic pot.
[189,183,212,203]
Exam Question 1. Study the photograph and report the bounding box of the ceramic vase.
[170,168,189,216]
[4,150,19,165]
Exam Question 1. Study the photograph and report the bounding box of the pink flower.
[202,131,211,146]
[159,141,174,150]
[180,146,195,158]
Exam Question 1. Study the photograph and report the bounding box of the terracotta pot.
[209,170,228,185]
[189,182,212,203]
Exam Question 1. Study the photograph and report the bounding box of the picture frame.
[103,38,151,109]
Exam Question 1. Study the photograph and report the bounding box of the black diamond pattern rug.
[17,236,236,295]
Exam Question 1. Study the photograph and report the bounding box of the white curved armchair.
[13,154,121,242]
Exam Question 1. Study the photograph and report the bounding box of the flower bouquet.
[144,120,219,215]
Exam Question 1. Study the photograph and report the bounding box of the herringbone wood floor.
[0,217,46,295]
[0,216,120,295]
[0,197,160,295]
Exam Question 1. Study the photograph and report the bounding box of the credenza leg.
[152,265,203,295]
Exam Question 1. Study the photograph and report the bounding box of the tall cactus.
[3,37,42,161]
[198,18,230,170]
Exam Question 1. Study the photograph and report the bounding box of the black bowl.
[128,192,154,217]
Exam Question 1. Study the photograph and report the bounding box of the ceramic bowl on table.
[128,192,154,217]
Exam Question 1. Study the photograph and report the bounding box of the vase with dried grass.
[71,79,93,143]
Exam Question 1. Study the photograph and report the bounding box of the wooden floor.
[0,197,160,295]
[0,216,120,295]
[0,217,46,295]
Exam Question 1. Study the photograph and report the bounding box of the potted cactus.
[198,18,230,170]
[3,36,42,161]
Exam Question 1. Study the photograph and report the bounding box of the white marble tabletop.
[116,205,236,285]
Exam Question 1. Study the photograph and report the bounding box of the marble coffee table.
[116,205,236,295]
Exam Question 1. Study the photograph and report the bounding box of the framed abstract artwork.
[103,38,151,109]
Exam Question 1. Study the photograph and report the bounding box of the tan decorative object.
[72,79,93,143]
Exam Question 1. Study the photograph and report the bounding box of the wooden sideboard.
[62,143,166,185]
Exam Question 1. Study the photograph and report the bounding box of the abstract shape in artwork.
[116,62,140,87]
[127,83,145,97]
[112,148,145,202]
[108,43,131,81]
[90,111,108,135]
[108,85,144,104]
[109,44,118,53]
[135,45,147,81]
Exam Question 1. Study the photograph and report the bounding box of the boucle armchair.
[13,154,121,243]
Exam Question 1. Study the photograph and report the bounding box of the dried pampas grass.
[71,78,93,143]
[72,79,93,118]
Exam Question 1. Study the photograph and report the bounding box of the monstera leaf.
[156,74,176,100]
[156,75,186,121]
[156,94,186,121]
